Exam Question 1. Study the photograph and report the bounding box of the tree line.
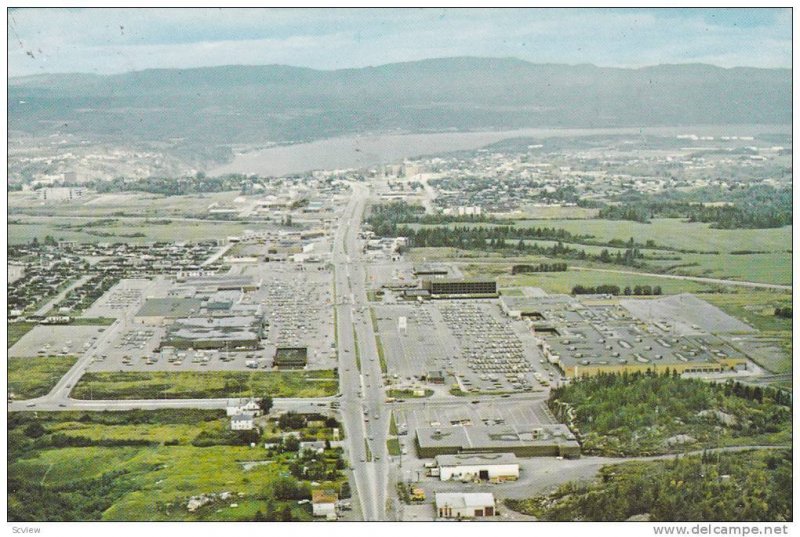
[571,284,663,296]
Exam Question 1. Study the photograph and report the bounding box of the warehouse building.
[435,493,496,520]
[421,278,497,297]
[416,423,580,458]
[435,452,519,481]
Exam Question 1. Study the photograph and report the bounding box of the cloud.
[7,8,791,77]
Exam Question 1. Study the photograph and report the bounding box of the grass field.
[408,218,791,285]
[8,410,346,521]
[8,356,78,399]
[492,267,708,295]
[8,322,37,348]
[71,370,338,399]
[8,216,255,245]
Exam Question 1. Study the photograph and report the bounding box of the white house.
[312,489,338,519]
[230,414,255,431]
[435,492,496,519]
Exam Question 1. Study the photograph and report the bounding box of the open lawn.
[8,356,78,399]
[71,370,338,399]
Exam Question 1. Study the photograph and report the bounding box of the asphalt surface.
[332,181,390,521]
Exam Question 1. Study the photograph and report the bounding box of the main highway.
[331,181,390,521]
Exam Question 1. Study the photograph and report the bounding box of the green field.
[8,322,37,348]
[8,356,78,399]
[8,216,256,245]
[408,218,791,285]
[493,267,708,295]
[8,410,346,521]
[71,370,338,400]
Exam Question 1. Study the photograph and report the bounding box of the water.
[208,124,790,177]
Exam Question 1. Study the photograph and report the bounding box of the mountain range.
[9,57,791,149]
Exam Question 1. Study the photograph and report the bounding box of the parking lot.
[82,278,171,318]
[10,325,107,358]
[374,300,549,394]
[393,397,553,437]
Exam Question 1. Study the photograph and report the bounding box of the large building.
[500,292,749,378]
[421,278,497,296]
[162,315,263,350]
[435,493,496,520]
[416,423,580,458]
[435,452,519,481]
[135,297,204,325]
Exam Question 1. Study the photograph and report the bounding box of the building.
[226,398,261,417]
[274,346,308,369]
[415,423,580,458]
[312,489,338,519]
[421,278,497,297]
[435,453,519,481]
[435,493,496,520]
[162,315,263,350]
[413,264,450,277]
[135,298,204,325]
[230,414,255,431]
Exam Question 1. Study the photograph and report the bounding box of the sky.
[7,8,792,77]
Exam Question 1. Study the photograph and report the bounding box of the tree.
[283,435,300,452]
[258,396,273,415]
[24,422,46,438]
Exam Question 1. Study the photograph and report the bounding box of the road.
[569,266,791,291]
[33,274,93,317]
[331,181,391,521]
[7,396,332,413]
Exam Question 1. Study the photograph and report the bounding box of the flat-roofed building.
[163,315,263,349]
[135,297,204,325]
[416,423,580,458]
[435,452,519,481]
[421,278,497,297]
[435,492,496,519]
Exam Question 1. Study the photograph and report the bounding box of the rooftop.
[435,492,495,509]
[435,452,518,467]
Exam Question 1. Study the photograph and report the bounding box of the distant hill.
[8,57,791,148]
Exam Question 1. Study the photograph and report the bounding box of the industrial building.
[434,452,519,481]
[421,278,497,297]
[415,423,580,458]
[435,493,496,520]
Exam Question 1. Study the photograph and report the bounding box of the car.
[374,456,380,461]
[471,400,480,404]
[373,414,379,419]
[58,403,66,408]
[501,394,511,398]
[26,402,36,407]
